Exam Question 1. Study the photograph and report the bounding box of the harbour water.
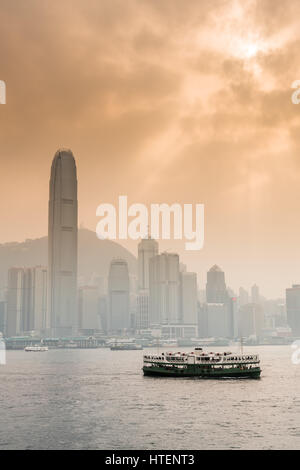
[0,345,299,450]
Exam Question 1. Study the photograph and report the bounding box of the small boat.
[143,347,261,379]
[24,346,48,352]
[110,341,143,351]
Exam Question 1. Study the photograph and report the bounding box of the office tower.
[239,287,249,307]
[198,303,231,338]
[108,259,130,331]
[136,236,158,330]
[78,286,101,334]
[136,290,150,330]
[7,266,48,336]
[286,285,300,337]
[22,267,33,332]
[238,303,264,338]
[90,274,107,296]
[179,263,187,273]
[149,252,180,325]
[98,295,108,333]
[31,267,48,332]
[6,267,24,337]
[228,296,238,338]
[138,237,159,290]
[198,302,208,337]
[198,289,206,303]
[206,265,228,303]
[129,290,137,329]
[251,284,260,304]
[48,149,78,337]
[0,301,6,335]
[180,271,197,324]
[263,300,287,328]
[22,266,48,333]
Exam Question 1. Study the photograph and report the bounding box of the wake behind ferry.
[143,347,261,378]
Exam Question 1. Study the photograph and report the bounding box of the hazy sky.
[1,0,300,297]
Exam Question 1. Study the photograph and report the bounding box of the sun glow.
[242,42,260,58]
[232,35,268,60]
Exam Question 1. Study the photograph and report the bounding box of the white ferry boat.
[143,347,261,378]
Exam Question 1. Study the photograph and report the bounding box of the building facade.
[78,286,101,334]
[180,271,198,324]
[149,252,180,325]
[206,265,228,303]
[136,237,159,331]
[108,259,130,331]
[286,285,300,337]
[6,267,24,337]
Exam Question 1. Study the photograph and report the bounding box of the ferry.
[24,346,48,352]
[143,347,261,379]
[110,341,143,351]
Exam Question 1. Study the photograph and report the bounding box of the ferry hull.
[143,365,261,379]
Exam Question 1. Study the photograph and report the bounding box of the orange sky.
[1,0,300,297]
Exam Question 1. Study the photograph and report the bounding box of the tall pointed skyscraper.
[48,149,78,337]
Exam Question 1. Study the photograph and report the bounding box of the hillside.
[0,228,137,296]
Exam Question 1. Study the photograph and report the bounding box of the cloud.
[1,0,300,295]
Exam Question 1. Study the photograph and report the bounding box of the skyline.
[1,0,300,297]
[1,0,300,454]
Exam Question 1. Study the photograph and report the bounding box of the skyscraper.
[6,266,48,337]
[22,266,48,333]
[31,266,48,332]
[206,265,228,303]
[239,287,249,307]
[108,259,130,331]
[149,252,180,325]
[6,267,24,337]
[251,284,260,304]
[136,236,158,330]
[138,237,159,290]
[286,284,300,337]
[180,271,197,324]
[238,303,264,338]
[78,286,102,334]
[48,149,78,337]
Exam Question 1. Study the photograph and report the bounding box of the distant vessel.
[24,346,48,352]
[110,341,143,351]
[143,347,261,378]
[63,341,78,349]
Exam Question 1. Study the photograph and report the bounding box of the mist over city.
[0,0,300,455]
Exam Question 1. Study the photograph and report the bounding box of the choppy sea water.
[0,345,299,450]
